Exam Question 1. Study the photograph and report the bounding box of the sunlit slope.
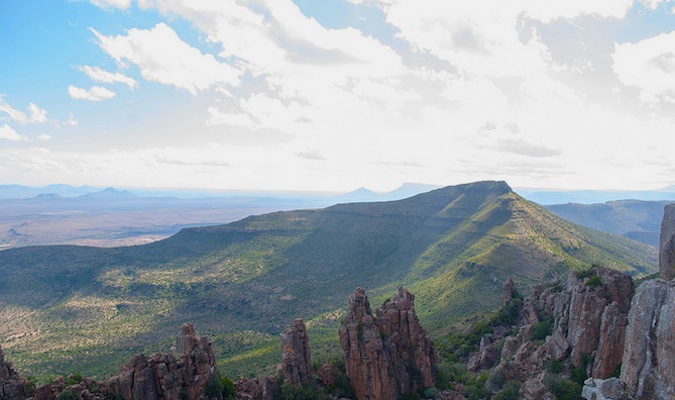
[0,181,657,379]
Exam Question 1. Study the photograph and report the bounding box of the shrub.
[493,380,520,400]
[544,375,581,400]
[585,275,602,289]
[205,373,224,397]
[63,374,83,386]
[543,359,563,374]
[57,390,78,400]
[423,387,437,399]
[531,319,553,342]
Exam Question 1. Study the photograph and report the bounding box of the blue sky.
[1,0,675,192]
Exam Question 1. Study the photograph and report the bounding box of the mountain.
[546,200,672,247]
[0,184,101,199]
[0,181,657,381]
[517,187,675,205]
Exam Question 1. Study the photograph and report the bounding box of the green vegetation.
[0,181,657,379]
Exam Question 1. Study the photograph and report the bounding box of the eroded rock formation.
[234,376,277,400]
[659,203,675,281]
[100,322,217,400]
[534,267,634,378]
[278,318,313,386]
[339,287,437,400]
[620,278,675,399]
[615,204,675,400]
[0,345,29,400]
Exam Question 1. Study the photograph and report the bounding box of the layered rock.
[617,204,675,400]
[0,345,30,400]
[100,322,217,400]
[339,287,437,400]
[278,319,313,386]
[620,278,675,399]
[536,267,633,378]
[659,203,675,280]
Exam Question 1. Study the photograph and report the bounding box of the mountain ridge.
[0,181,657,380]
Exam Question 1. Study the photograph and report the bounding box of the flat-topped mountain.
[0,181,656,380]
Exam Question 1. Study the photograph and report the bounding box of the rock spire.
[339,287,437,400]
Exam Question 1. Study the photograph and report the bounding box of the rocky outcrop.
[581,378,630,400]
[234,376,277,400]
[620,278,675,399]
[100,323,218,400]
[659,203,675,280]
[339,287,437,400]
[534,267,633,378]
[617,204,675,400]
[278,319,313,386]
[501,277,515,306]
[0,345,29,400]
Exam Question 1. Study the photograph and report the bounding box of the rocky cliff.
[619,204,675,399]
[339,287,437,400]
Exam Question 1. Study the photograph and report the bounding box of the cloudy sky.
[1,0,675,192]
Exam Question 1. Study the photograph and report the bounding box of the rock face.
[619,205,675,400]
[581,378,630,400]
[536,267,633,378]
[0,345,29,400]
[100,323,217,400]
[620,278,675,399]
[339,287,437,400]
[659,203,675,280]
[278,319,313,386]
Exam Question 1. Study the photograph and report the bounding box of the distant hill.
[0,181,657,381]
[517,187,675,205]
[546,200,673,247]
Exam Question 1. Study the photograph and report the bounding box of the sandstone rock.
[582,378,630,400]
[554,267,633,378]
[0,344,30,400]
[621,278,675,400]
[234,376,277,400]
[100,323,217,400]
[467,336,500,372]
[502,277,515,306]
[519,376,556,400]
[659,203,675,280]
[518,297,539,327]
[339,287,437,400]
[315,363,334,387]
[278,319,313,386]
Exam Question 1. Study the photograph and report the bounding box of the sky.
[1,0,675,192]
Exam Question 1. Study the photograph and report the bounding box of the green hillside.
[0,181,657,381]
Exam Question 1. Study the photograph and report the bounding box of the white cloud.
[92,23,241,95]
[89,0,132,10]
[38,134,52,141]
[0,124,27,141]
[0,97,49,124]
[68,85,117,101]
[523,0,633,22]
[77,65,138,89]
[27,103,47,123]
[613,32,675,103]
